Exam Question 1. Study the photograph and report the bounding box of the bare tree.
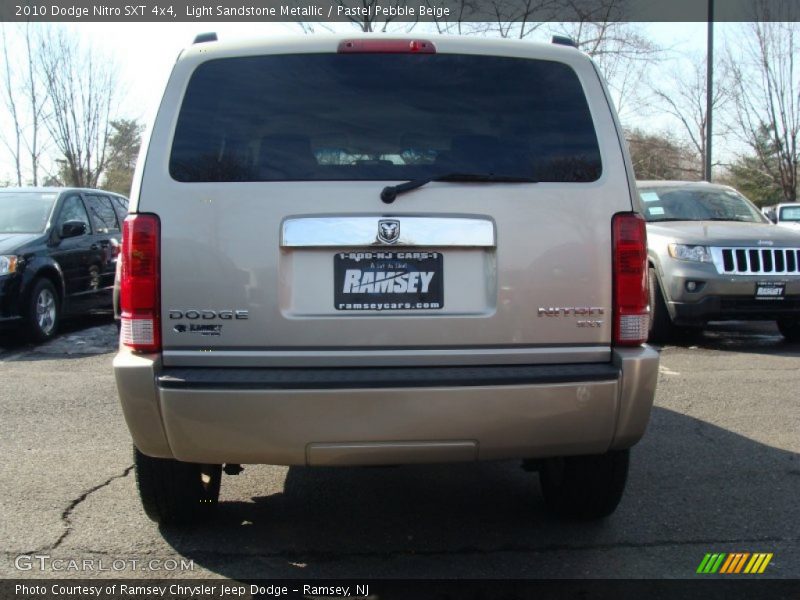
[422,0,481,35]
[23,24,48,186]
[626,127,699,181]
[481,0,561,39]
[295,21,334,34]
[727,4,799,202]
[1,25,23,186]
[0,24,50,186]
[38,28,117,188]
[651,53,730,178]
[549,3,660,119]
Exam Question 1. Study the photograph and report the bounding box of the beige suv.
[114,34,659,526]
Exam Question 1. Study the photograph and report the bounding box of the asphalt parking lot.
[1,317,798,579]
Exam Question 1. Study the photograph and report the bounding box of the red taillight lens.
[120,214,160,352]
[612,212,649,346]
[337,39,436,54]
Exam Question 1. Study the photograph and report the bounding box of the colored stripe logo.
[697,553,773,574]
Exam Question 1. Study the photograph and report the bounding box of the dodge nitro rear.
[114,34,659,526]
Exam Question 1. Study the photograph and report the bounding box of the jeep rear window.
[169,53,601,183]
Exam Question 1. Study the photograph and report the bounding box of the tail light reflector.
[612,212,649,346]
[120,214,160,352]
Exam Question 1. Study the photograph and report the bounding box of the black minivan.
[0,188,128,342]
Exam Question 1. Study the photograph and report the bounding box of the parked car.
[0,188,128,341]
[115,34,659,526]
[639,181,800,342]
[773,203,800,231]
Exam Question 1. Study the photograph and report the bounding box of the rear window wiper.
[380,173,538,203]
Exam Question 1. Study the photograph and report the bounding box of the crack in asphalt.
[53,465,135,550]
[20,465,136,555]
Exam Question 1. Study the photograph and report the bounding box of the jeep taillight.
[612,212,649,346]
[120,214,160,352]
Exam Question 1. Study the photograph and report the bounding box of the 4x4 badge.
[378,219,400,244]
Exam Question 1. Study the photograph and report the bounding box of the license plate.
[755,281,786,300]
[334,251,444,311]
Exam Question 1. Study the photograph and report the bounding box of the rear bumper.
[114,346,659,465]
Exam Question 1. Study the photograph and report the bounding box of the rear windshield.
[170,53,602,183]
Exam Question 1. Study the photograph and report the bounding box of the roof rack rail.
[551,36,578,48]
[193,32,218,44]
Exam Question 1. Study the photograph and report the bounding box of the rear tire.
[539,449,629,520]
[25,278,60,343]
[133,447,222,527]
[648,268,674,343]
[777,319,800,342]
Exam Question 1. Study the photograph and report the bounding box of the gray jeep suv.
[640,180,800,342]
[114,34,659,526]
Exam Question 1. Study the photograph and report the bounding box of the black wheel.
[539,449,629,520]
[777,319,800,342]
[648,268,674,343]
[133,446,222,527]
[25,278,60,342]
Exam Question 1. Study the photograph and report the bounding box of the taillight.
[120,214,160,352]
[337,39,436,54]
[612,212,649,346]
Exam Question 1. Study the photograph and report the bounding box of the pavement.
[0,317,798,580]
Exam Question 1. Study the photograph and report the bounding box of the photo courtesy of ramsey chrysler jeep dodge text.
[114,34,659,526]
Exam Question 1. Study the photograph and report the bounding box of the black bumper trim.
[672,295,800,324]
[158,363,620,390]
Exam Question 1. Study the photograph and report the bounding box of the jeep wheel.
[777,319,800,343]
[134,447,222,527]
[539,449,629,520]
[26,278,60,343]
[648,268,674,343]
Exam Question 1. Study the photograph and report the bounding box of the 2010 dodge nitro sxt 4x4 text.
[114,34,659,526]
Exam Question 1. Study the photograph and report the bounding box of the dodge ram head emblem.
[377,219,400,244]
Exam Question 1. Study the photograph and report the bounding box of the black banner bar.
[1,0,800,23]
[2,580,800,600]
